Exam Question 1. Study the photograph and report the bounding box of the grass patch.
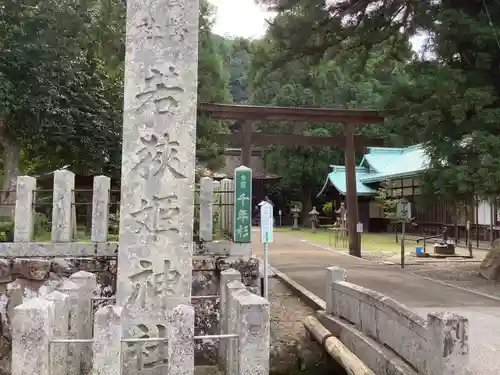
[34,231,52,242]
[275,227,421,253]
[34,230,94,242]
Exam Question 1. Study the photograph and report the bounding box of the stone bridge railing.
[321,266,469,375]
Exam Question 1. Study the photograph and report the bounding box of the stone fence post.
[225,281,248,375]
[14,176,36,242]
[426,312,469,375]
[58,279,85,375]
[12,298,55,375]
[46,291,70,375]
[200,176,214,242]
[91,175,111,242]
[219,269,243,368]
[325,266,347,316]
[52,169,75,242]
[93,305,124,375]
[233,289,270,375]
[168,305,195,375]
[70,271,98,375]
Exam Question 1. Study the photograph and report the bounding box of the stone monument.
[8,2,270,375]
[116,0,199,372]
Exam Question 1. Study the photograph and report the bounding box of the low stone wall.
[325,266,469,375]
[9,267,267,375]
[0,247,259,372]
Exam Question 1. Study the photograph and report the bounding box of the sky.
[209,0,274,39]
[208,0,426,53]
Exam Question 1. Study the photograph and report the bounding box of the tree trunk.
[0,120,21,218]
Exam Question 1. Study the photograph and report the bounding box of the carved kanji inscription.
[136,15,163,42]
[168,0,183,8]
[127,259,181,308]
[135,67,184,115]
[130,194,180,241]
[166,16,187,43]
[132,128,185,180]
[126,323,168,370]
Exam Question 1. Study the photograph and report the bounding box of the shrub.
[0,212,50,242]
[0,216,13,242]
[322,202,333,216]
[34,212,50,236]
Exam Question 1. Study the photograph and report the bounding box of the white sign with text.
[259,201,274,243]
[396,198,412,221]
[356,222,364,233]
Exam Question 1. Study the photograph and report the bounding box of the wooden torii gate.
[198,103,385,257]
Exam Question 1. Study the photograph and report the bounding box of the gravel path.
[358,251,500,300]
[407,262,500,299]
[293,234,500,300]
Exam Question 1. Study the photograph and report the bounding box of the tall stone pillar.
[116,0,200,374]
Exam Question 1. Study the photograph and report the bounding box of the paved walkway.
[253,230,500,375]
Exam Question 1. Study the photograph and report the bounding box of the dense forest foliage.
[1,0,499,214]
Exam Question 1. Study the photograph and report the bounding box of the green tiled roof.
[318,166,375,196]
[318,144,429,197]
[360,145,429,183]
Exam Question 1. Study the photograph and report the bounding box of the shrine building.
[318,144,498,242]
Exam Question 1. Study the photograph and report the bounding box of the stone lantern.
[309,206,319,233]
[291,206,301,230]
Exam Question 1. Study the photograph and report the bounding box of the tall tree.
[257,0,500,202]
[196,0,233,169]
[226,38,252,103]
[256,0,422,65]
[385,2,500,202]
[0,0,123,213]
